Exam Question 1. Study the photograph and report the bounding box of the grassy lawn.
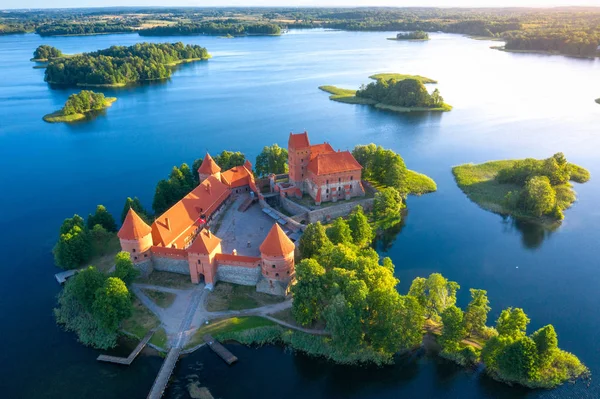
[149,327,168,350]
[142,289,177,308]
[136,271,194,290]
[121,298,160,340]
[270,307,327,330]
[369,73,437,84]
[205,282,284,312]
[405,170,438,195]
[89,233,121,273]
[185,316,275,349]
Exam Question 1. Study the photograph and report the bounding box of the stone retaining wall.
[135,259,154,278]
[307,198,375,223]
[152,255,190,275]
[216,265,261,286]
[280,196,311,217]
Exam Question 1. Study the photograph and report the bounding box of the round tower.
[198,153,221,183]
[118,208,153,263]
[259,224,295,281]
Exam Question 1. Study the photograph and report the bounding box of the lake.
[0,29,599,398]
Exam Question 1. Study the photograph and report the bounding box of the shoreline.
[43,97,117,123]
[387,37,429,41]
[491,45,599,59]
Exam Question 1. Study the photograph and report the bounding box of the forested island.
[389,31,430,41]
[139,22,282,37]
[43,90,117,123]
[44,42,210,87]
[31,45,64,62]
[36,21,138,36]
[453,153,590,223]
[320,73,451,113]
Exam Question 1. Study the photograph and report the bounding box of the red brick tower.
[118,208,153,263]
[287,132,311,189]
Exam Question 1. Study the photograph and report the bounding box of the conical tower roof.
[198,153,221,175]
[260,224,295,257]
[118,208,152,240]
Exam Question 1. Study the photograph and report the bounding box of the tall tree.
[518,176,556,217]
[214,150,245,171]
[121,197,150,223]
[531,324,558,367]
[291,259,326,326]
[112,251,140,286]
[92,277,132,331]
[440,305,466,350]
[464,288,491,337]
[69,266,106,309]
[496,307,530,340]
[326,217,353,245]
[299,222,331,259]
[497,337,539,381]
[87,205,117,232]
[54,222,91,270]
[255,144,288,177]
[348,205,373,248]
[408,273,460,320]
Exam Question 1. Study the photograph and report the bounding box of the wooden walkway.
[55,269,78,284]
[97,329,156,365]
[203,334,238,365]
[147,347,181,399]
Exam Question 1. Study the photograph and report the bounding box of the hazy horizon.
[3,0,600,11]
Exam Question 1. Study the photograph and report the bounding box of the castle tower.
[198,153,221,183]
[288,132,311,189]
[187,229,222,288]
[259,224,295,282]
[118,208,153,263]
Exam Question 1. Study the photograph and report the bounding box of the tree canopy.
[255,144,288,177]
[152,163,195,214]
[357,78,446,109]
[33,45,63,60]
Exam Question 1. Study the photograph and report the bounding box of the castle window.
[287,271,290,275]
[134,256,138,260]
[144,254,148,258]
[132,248,136,253]
[339,178,341,182]
[266,272,268,276]
[351,176,353,181]
[326,189,329,194]
[326,180,329,184]
[272,265,276,268]
[198,260,201,264]
[276,273,279,277]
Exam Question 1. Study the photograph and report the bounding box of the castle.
[118,132,364,296]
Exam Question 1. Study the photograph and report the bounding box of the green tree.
[347,205,373,247]
[92,277,132,331]
[291,259,326,326]
[496,307,530,340]
[408,273,460,320]
[112,251,140,286]
[326,217,353,245]
[87,205,117,232]
[464,288,491,337]
[323,293,364,352]
[214,150,245,171]
[33,45,63,60]
[54,223,91,270]
[121,197,150,223]
[440,305,466,350]
[70,266,107,309]
[298,222,332,259]
[255,144,288,177]
[60,214,85,234]
[531,324,558,367]
[518,176,556,217]
[497,336,539,381]
[373,187,403,228]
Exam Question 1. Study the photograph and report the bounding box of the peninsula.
[320,73,451,113]
[31,45,64,62]
[452,153,590,223]
[43,90,117,123]
[388,31,430,41]
[44,42,211,87]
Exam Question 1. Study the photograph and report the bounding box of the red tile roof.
[260,224,295,257]
[221,165,252,188]
[288,132,310,149]
[198,153,221,175]
[309,143,335,160]
[307,151,362,176]
[151,175,230,247]
[118,208,152,240]
[215,253,261,265]
[188,229,221,255]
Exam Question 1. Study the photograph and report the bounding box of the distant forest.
[2,7,599,57]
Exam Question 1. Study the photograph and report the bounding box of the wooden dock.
[97,329,155,365]
[147,347,181,399]
[203,334,238,365]
[55,269,78,285]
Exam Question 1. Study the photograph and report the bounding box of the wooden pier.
[55,269,78,285]
[147,347,181,399]
[97,329,155,365]
[203,334,238,365]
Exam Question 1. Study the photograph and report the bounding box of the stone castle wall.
[280,196,311,217]
[216,265,261,286]
[135,259,154,278]
[152,255,190,275]
[307,197,375,223]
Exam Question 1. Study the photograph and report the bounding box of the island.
[44,42,211,87]
[452,153,590,223]
[320,73,452,113]
[43,90,117,123]
[31,45,64,62]
[388,31,430,41]
[138,22,282,37]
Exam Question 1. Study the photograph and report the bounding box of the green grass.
[120,298,160,339]
[185,316,276,349]
[89,233,120,273]
[136,271,194,289]
[205,282,284,312]
[374,102,452,113]
[452,159,589,222]
[43,97,117,123]
[369,73,437,84]
[149,327,168,350]
[405,169,438,195]
[318,86,376,104]
[142,289,177,308]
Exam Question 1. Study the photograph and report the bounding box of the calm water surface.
[0,29,599,398]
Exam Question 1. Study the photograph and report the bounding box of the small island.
[44,42,211,87]
[43,90,117,123]
[320,73,452,113]
[388,31,430,41]
[31,45,64,62]
[453,153,590,223]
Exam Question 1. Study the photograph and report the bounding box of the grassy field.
[121,298,160,340]
[318,86,376,104]
[369,73,437,84]
[185,316,275,349]
[205,282,284,312]
[43,97,117,123]
[136,271,195,289]
[149,327,168,350]
[452,159,588,222]
[405,169,438,195]
[142,289,177,308]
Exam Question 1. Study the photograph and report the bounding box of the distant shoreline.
[491,45,599,59]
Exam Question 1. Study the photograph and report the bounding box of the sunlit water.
[0,29,599,398]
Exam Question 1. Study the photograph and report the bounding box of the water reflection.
[500,216,558,250]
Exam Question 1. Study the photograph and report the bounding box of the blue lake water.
[0,29,599,398]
